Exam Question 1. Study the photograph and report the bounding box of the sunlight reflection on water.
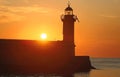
[74,69,120,77]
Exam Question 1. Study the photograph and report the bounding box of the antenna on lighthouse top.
[68,0,71,7]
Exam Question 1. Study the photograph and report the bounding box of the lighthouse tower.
[61,3,78,43]
[61,2,78,57]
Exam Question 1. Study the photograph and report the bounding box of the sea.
[74,58,120,77]
[0,58,120,77]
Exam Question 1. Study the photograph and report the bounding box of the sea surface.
[74,58,120,77]
[1,58,120,77]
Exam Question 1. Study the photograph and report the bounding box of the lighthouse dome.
[64,4,73,15]
[65,5,73,11]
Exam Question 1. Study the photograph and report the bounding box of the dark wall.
[0,39,93,74]
[0,39,75,65]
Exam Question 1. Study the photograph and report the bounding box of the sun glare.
[40,33,47,40]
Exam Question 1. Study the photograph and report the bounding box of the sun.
[40,33,47,40]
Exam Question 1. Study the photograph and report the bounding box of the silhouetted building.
[0,3,94,76]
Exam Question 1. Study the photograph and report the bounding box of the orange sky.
[0,0,120,58]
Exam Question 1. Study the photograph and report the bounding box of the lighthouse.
[61,3,78,43]
[61,2,78,57]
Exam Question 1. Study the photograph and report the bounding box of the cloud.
[99,14,119,18]
[0,0,56,23]
[0,0,48,7]
[0,6,52,23]
[0,0,29,6]
[0,6,50,14]
[0,10,24,23]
